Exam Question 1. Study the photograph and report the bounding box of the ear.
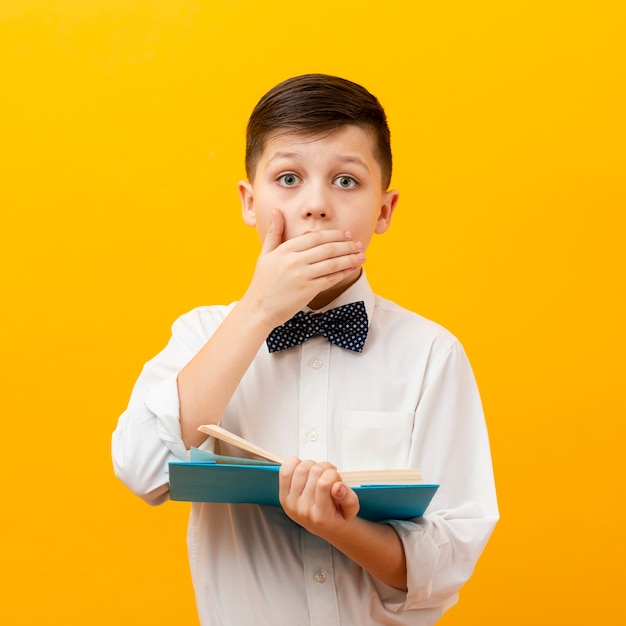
[238,180,256,227]
[375,189,400,234]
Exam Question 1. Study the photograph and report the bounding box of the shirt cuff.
[144,373,189,461]
[383,520,441,611]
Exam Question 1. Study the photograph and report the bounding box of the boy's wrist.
[235,292,284,336]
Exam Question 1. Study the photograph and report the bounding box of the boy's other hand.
[278,457,360,536]
[242,209,366,328]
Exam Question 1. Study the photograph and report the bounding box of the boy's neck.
[307,269,362,311]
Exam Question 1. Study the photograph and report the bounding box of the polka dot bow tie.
[266,301,369,353]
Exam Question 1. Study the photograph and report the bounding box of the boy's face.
[239,125,399,252]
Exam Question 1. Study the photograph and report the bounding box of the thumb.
[260,209,285,255]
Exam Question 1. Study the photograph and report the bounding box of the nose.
[304,207,328,219]
[301,182,331,220]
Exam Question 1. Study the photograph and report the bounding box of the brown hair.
[245,74,393,188]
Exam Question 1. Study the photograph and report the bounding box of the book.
[168,424,439,522]
[197,424,426,486]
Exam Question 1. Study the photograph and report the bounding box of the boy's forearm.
[177,297,276,448]
[322,517,408,591]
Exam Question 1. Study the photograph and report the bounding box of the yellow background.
[1,1,624,624]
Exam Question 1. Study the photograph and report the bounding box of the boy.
[112,74,498,625]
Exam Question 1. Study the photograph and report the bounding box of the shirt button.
[310,359,323,369]
[308,430,319,442]
[313,569,327,583]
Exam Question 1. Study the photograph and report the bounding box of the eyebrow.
[266,151,301,164]
[267,151,370,171]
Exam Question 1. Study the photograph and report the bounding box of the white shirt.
[112,273,498,626]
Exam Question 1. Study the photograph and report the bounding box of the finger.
[282,461,334,508]
[301,251,366,288]
[279,456,301,487]
[287,229,353,253]
[260,209,285,255]
[330,481,360,520]
[279,457,312,500]
[288,460,319,499]
[302,240,366,267]
[302,464,340,505]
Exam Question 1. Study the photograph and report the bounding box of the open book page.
[197,424,423,487]
[340,468,422,487]
[198,424,284,463]
[190,447,279,466]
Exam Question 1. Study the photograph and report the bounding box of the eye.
[277,173,301,187]
[334,175,358,189]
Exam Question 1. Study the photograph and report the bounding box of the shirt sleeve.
[111,308,223,505]
[383,339,499,611]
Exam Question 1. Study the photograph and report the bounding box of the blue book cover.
[168,453,438,522]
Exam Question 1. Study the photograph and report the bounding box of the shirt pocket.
[340,410,414,471]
